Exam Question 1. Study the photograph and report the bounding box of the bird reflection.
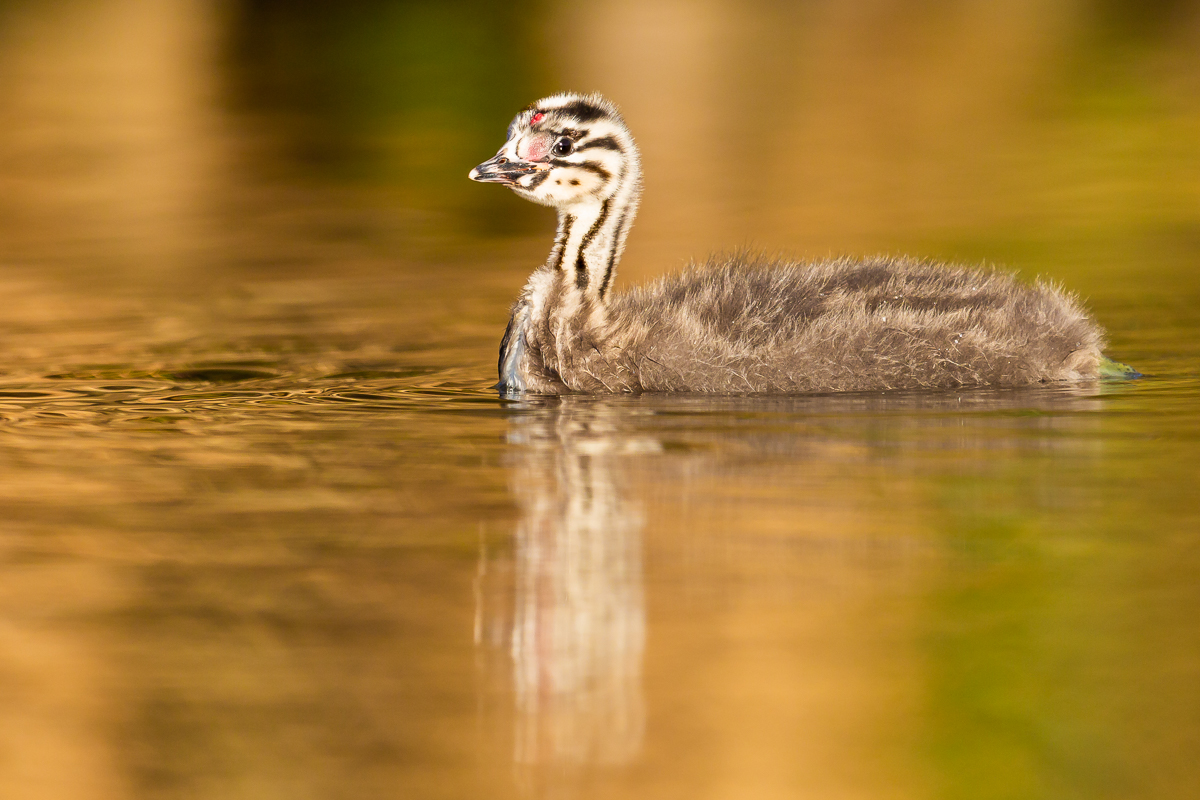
[473,382,1113,775]
[476,397,654,767]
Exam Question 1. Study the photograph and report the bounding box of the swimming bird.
[470,92,1131,395]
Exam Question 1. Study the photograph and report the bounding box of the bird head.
[469,93,636,210]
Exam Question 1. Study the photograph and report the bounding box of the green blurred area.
[221,0,553,232]
[208,0,1200,259]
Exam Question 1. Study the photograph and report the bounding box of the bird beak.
[469,153,546,185]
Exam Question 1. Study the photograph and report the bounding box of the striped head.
[469,93,639,209]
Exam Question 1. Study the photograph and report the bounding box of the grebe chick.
[470,92,1132,395]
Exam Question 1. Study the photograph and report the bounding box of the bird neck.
[500,143,642,392]
[546,188,640,305]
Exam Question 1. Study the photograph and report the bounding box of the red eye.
[530,112,545,126]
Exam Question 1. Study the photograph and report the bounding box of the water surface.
[0,2,1198,799]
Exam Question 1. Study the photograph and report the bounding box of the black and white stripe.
[574,199,611,290]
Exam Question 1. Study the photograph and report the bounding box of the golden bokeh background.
[0,2,1196,799]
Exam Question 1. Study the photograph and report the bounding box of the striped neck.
[546,165,640,303]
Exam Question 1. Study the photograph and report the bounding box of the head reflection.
[479,397,652,767]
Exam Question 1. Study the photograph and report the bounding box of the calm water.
[1,2,1198,799]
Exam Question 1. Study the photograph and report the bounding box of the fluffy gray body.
[472,93,1106,395]
[504,254,1102,394]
